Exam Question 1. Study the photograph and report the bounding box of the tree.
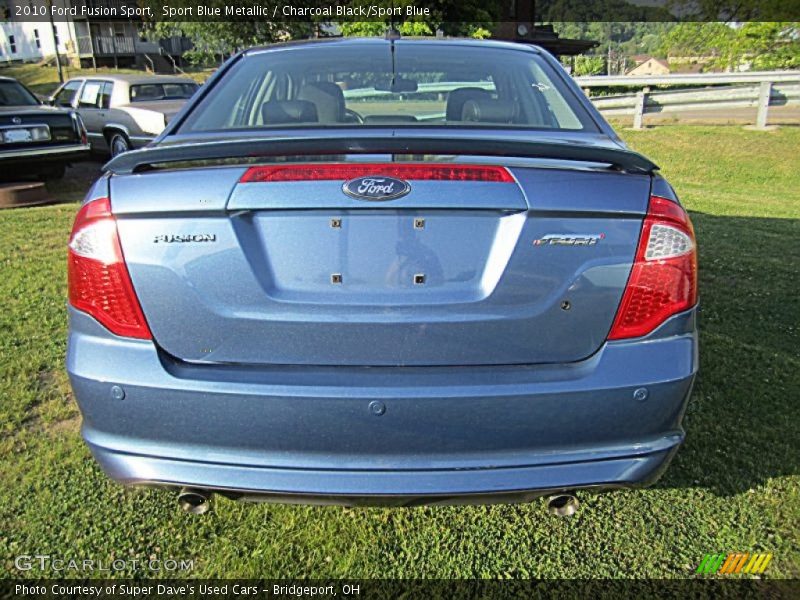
[659,21,799,70]
[149,0,505,64]
[657,22,733,58]
[722,22,800,70]
[340,0,501,38]
[572,55,606,75]
[553,22,676,74]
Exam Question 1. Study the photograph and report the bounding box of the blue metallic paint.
[68,306,696,500]
[109,165,650,366]
[70,39,698,503]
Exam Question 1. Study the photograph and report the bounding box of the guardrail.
[575,71,800,129]
[574,71,800,87]
[339,72,800,129]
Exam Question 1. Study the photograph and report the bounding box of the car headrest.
[445,87,492,121]
[298,81,345,123]
[261,100,319,125]
[461,99,517,124]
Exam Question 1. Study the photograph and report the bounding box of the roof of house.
[625,57,670,75]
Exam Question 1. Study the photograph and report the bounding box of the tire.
[108,132,131,157]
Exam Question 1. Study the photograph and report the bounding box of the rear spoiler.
[105,134,658,175]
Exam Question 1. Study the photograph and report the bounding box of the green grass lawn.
[0,127,798,579]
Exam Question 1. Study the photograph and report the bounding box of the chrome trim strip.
[0,143,91,158]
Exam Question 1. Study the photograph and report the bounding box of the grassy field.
[0,127,798,579]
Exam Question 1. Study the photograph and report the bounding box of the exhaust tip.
[178,488,211,515]
[547,494,579,517]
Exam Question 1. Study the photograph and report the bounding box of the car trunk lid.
[112,159,650,366]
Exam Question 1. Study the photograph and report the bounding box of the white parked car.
[49,74,199,156]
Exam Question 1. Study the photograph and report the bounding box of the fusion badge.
[154,234,216,243]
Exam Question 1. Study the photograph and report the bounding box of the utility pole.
[46,0,64,83]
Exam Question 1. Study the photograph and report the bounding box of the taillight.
[239,163,514,183]
[608,195,697,340]
[67,198,152,340]
[71,111,88,145]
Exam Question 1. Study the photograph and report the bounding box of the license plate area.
[2,125,50,144]
[236,209,525,305]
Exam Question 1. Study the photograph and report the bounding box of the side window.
[78,81,103,108]
[98,82,113,109]
[55,80,82,107]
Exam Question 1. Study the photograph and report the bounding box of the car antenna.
[385,0,401,41]
[386,2,400,90]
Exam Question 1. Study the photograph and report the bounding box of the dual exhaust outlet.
[177,488,579,516]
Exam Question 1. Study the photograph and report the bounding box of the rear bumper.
[0,143,91,165]
[67,307,697,504]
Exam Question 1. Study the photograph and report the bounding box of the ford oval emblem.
[342,175,411,201]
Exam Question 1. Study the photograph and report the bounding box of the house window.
[9,35,16,54]
[34,29,41,49]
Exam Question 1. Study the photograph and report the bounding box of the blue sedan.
[66,38,698,514]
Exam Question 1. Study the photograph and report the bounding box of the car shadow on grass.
[656,211,799,496]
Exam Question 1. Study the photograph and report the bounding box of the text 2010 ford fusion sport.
[66,38,697,513]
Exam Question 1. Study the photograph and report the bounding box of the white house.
[0,0,190,70]
[0,13,76,64]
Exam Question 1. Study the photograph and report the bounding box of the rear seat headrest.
[262,100,318,124]
[298,82,345,123]
[445,87,491,121]
[461,99,517,124]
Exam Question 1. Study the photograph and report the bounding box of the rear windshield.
[180,42,596,132]
[0,80,39,106]
[130,83,198,102]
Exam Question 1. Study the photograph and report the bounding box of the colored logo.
[342,176,411,201]
[696,553,773,575]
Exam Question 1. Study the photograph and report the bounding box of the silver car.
[50,74,198,156]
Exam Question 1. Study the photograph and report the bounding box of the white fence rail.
[576,71,800,129]
[574,71,800,87]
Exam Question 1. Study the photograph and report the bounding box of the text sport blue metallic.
[66,39,698,508]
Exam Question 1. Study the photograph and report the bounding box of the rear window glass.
[130,83,198,102]
[180,42,595,132]
[0,80,39,106]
